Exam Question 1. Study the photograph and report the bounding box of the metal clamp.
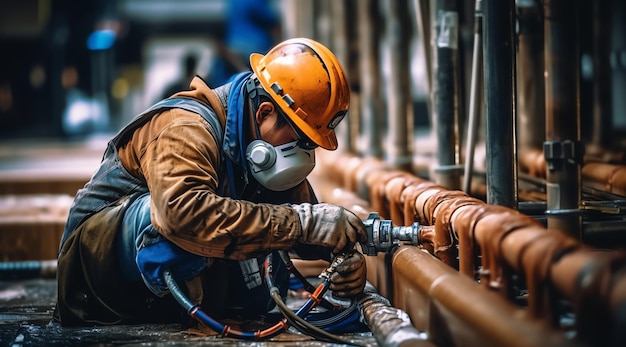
[543,140,584,171]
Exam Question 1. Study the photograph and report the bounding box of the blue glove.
[136,234,207,297]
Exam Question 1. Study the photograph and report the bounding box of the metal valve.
[360,212,422,256]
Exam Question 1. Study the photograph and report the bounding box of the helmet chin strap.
[246,76,270,140]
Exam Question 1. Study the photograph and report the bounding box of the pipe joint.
[543,140,585,171]
[361,212,422,256]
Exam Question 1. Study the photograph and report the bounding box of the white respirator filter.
[246,140,316,191]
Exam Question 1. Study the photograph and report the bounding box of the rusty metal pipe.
[431,195,483,270]
[401,180,440,226]
[314,151,625,345]
[386,175,424,226]
[358,282,435,347]
[392,246,572,347]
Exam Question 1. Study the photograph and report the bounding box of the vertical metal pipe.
[358,0,383,157]
[482,0,516,208]
[543,0,583,238]
[591,0,612,149]
[516,0,545,151]
[431,0,461,189]
[384,0,412,170]
[330,0,353,152]
[412,0,432,119]
[462,0,483,194]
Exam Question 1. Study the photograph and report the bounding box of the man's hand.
[330,252,367,298]
[292,203,368,255]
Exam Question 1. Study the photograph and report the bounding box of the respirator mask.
[246,139,315,191]
[245,76,317,191]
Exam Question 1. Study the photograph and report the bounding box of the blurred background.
[1,0,244,139]
[3,1,626,346]
[0,0,429,140]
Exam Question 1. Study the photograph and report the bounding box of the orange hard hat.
[250,38,350,150]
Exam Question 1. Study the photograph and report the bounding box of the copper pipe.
[432,196,484,270]
[400,180,440,226]
[582,162,626,196]
[421,190,471,267]
[351,156,390,200]
[385,175,425,226]
[550,248,626,346]
[413,188,442,225]
[418,225,436,247]
[365,169,412,220]
[363,251,392,299]
[475,212,547,304]
[314,151,626,345]
[393,246,571,347]
[449,203,486,277]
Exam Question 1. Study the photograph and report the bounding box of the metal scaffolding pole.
[462,0,483,194]
[483,0,516,208]
[431,0,461,189]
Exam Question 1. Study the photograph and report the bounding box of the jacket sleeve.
[142,110,302,260]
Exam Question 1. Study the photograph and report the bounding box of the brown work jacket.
[56,76,318,326]
[118,77,309,259]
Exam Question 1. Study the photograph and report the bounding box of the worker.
[54,38,368,329]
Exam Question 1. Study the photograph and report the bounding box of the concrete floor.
[0,136,379,346]
[0,277,377,346]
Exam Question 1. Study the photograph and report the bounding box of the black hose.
[277,250,341,311]
[269,289,367,347]
[164,251,360,341]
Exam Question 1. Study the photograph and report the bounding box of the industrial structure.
[1,0,626,346]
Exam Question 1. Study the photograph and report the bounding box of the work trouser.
[116,193,290,317]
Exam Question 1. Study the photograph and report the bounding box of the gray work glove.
[292,203,368,255]
[330,251,367,298]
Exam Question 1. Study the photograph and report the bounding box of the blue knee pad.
[136,234,207,297]
[118,193,207,296]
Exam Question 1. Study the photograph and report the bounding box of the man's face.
[256,102,299,147]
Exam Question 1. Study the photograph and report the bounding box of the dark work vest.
[60,96,224,248]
